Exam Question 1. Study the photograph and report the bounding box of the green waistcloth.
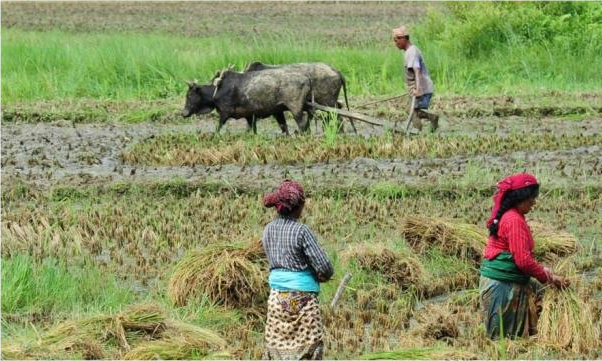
[480,252,530,285]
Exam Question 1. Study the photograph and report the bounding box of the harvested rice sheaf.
[4,303,168,359]
[168,241,268,308]
[399,215,578,264]
[123,321,229,360]
[537,258,601,356]
[342,243,425,290]
[399,216,484,263]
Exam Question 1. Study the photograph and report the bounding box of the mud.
[2,121,601,189]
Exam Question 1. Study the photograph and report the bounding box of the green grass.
[2,28,599,104]
[1,254,135,320]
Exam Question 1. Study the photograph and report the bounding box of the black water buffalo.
[182,68,313,134]
[245,62,351,131]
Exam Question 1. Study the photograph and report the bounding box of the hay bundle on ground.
[413,304,460,341]
[123,321,229,360]
[168,241,268,308]
[7,303,167,359]
[362,346,478,360]
[342,243,425,289]
[537,259,601,355]
[399,215,484,263]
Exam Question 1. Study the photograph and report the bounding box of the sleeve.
[299,226,334,281]
[504,217,550,283]
[405,48,420,69]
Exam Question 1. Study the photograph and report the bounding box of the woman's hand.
[551,275,571,289]
[316,272,329,282]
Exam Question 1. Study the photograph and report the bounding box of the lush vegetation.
[2,2,601,104]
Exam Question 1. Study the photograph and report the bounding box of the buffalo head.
[182,81,215,117]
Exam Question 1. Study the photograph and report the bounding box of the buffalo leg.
[274,112,289,135]
[245,116,258,134]
[216,113,229,134]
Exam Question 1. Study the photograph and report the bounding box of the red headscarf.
[263,180,305,214]
[486,172,538,228]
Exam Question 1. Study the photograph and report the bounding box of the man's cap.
[393,26,409,38]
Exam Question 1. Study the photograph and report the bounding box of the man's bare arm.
[413,67,422,96]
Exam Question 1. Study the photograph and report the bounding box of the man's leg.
[416,93,439,131]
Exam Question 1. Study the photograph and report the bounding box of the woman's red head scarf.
[487,173,538,227]
[263,180,305,214]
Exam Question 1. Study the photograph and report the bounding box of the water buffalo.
[182,68,313,134]
[245,62,352,131]
[245,62,349,109]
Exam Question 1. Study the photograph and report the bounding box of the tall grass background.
[2,2,601,104]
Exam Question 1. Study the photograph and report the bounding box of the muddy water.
[2,120,601,189]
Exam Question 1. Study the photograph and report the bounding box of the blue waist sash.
[268,269,320,293]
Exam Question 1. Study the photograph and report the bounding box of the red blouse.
[483,208,550,283]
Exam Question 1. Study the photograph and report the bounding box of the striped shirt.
[262,216,334,280]
[483,209,550,283]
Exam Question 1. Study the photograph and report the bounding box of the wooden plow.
[307,94,416,134]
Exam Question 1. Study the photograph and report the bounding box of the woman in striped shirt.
[480,173,569,339]
[261,180,333,360]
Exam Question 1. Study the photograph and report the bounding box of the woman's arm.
[299,226,334,282]
[504,217,550,283]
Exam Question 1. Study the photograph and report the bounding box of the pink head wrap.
[486,172,538,227]
[263,180,305,214]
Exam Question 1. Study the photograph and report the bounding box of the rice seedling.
[168,241,268,308]
[342,243,425,290]
[537,258,601,356]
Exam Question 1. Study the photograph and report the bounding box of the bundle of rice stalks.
[413,304,460,341]
[399,215,484,263]
[362,346,478,360]
[168,241,268,308]
[123,321,229,360]
[36,303,167,357]
[529,222,578,263]
[537,259,601,355]
[399,216,578,265]
[342,243,425,289]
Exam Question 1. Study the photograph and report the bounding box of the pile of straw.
[399,215,578,264]
[3,303,229,360]
[168,241,268,308]
[342,243,425,289]
[123,321,228,360]
[399,215,484,263]
[537,259,601,356]
[413,304,460,341]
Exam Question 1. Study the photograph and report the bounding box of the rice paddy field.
[2,1,602,360]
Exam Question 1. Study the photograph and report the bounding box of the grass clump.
[1,254,135,321]
[362,346,478,360]
[168,241,268,308]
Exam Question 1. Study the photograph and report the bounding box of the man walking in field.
[393,25,439,131]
